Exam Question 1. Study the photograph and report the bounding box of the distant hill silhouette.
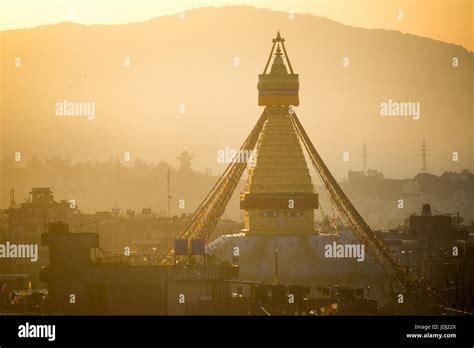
[0,156,246,219]
[0,6,472,181]
[413,171,474,197]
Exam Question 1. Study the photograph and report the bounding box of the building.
[377,204,473,312]
[407,204,467,240]
[41,224,239,315]
[3,188,79,285]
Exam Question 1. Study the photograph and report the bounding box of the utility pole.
[420,139,429,174]
[167,169,171,217]
[273,247,279,284]
[362,141,367,175]
[9,188,15,208]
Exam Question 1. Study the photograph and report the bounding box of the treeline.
[0,155,244,219]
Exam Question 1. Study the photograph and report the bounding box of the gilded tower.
[240,32,318,235]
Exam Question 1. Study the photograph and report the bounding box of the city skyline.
[0,3,473,332]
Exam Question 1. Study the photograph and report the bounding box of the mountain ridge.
[1,5,472,180]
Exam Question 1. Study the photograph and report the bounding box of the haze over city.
[1,3,472,181]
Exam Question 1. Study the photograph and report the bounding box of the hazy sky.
[1,0,472,50]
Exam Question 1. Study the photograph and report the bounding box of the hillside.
[0,6,472,180]
[0,6,473,223]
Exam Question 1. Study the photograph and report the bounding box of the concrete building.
[4,188,79,285]
[41,224,238,315]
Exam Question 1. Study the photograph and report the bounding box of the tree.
[176,151,195,171]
